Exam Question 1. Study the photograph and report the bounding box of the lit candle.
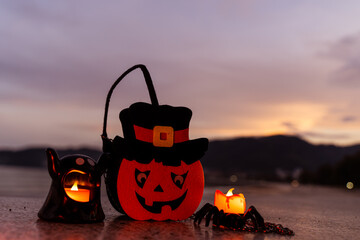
[214,188,246,214]
[64,181,90,202]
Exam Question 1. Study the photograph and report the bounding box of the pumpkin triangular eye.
[171,172,188,189]
[135,169,150,188]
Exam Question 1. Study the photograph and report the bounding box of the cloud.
[281,121,351,142]
[282,121,299,132]
[2,1,360,147]
[324,32,360,86]
[280,118,353,143]
[300,131,350,141]
[341,116,357,122]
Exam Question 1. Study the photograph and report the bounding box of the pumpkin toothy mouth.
[135,190,188,214]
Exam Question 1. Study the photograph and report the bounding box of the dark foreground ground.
[0,166,359,240]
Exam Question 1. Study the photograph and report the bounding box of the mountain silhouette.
[202,135,360,177]
[0,148,102,168]
[1,135,360,179]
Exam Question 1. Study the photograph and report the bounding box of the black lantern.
[38,148,106,223]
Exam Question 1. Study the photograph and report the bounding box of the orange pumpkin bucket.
[101,64,208,220]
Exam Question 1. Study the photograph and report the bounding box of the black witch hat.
[101,65,208,166]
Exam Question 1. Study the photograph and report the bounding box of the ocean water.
[0,166,50,198]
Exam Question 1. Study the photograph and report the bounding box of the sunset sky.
[1,1,360,149]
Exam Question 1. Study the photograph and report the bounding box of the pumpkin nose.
[154,185,164,192]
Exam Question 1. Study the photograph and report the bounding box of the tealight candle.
[64,181,90,202]
[214,188,246,214]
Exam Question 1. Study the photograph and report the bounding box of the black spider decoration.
[193,203,294,236]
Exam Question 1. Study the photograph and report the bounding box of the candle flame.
[226,188,234,196]
[71,181,79,191]
[214,188,246,214]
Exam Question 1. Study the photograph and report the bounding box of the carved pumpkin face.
[117,159,204,221]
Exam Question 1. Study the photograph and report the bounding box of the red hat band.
[134,125,189,147]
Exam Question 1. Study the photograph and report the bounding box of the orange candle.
[64,181,90,202]
[214,188,246,214]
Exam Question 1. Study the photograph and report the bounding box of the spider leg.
[212,209,220,227]
[244,205,265,231]
[205,206,219,227]
[194,203,214,225]
[214,209,226,227]
[194,203,211,225]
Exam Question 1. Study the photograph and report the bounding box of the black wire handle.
[101,64,159,142]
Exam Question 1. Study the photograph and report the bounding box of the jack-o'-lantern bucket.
[101,64,208,221]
